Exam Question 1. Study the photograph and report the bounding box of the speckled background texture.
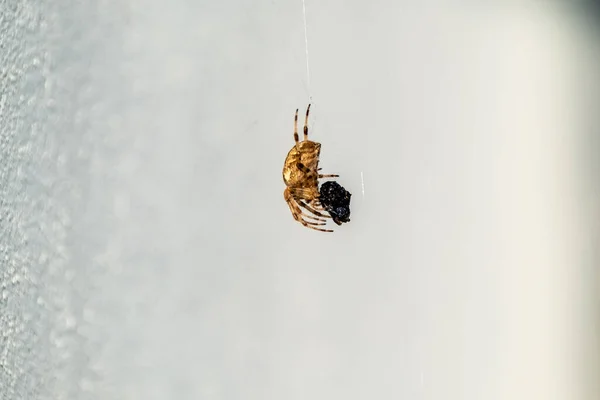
[1,1,599,399]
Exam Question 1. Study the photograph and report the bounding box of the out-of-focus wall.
[0,1,598,399]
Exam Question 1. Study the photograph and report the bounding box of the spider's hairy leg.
[293,205,333,232]
[284,188,325,222]
[288,202,326,227]
[319,173,339,178]
[301,210,327,223]
[298,199,330,219]
[303,217,327,226]
[304,104,311,140]
[310,199,326,210]
[285,189,332,232]
[290,186,328,205]
[294,108,299,146]
[302,219,333,232]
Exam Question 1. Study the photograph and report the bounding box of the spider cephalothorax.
[282,104,338,232]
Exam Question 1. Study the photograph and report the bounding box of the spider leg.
[304,218,327,227]
[303,104,311,141]
[284,189,330,229]
[301,211,328,223]
[288,187,331,219]
[310,200,327,210]
[294,212,326,226]
[319,173,339,178]
[289,197,327,224]
[301,219,333,232]
[293,108,299,147]
[289,200,332,232]
[298,199,330,219]
[309,203,330,215]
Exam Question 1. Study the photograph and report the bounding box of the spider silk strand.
[361,171,365,199]
[302,0,312,101]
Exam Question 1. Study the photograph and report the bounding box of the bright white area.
[0,1,598,399]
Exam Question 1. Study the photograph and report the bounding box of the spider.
[282,104,339,232]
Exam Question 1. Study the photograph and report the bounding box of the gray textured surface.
[1,1,599,399]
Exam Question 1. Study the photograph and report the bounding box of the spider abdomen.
[282,141,321,188]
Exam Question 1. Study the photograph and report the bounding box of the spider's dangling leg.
[293,109,300,147]
[285,190,332,232]
[298,199,330,219]
[288,187,331,219]
[300,218,332,232]
[304,104,311,141]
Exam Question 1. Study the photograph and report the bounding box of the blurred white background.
[1,1,599,399]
